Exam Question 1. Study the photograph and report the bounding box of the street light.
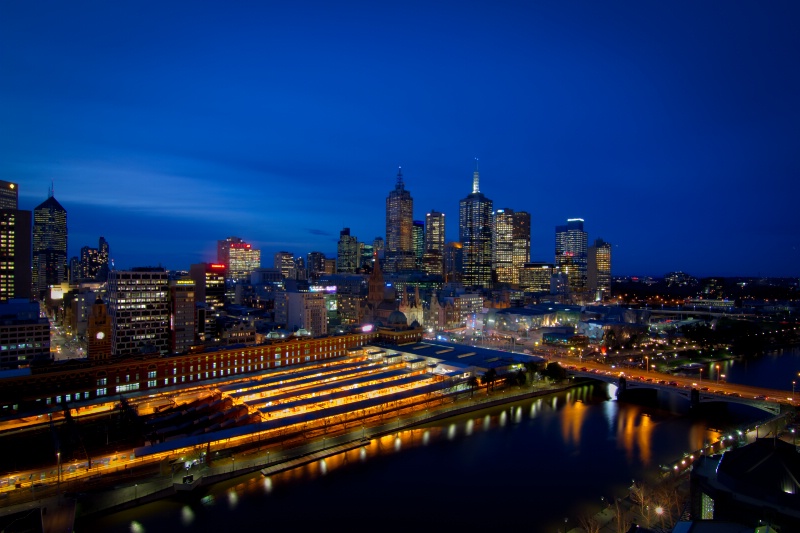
[699,368,703,383]
[793,381,796,403]
[56,451,61,487]
[716,364,720,385]
[645,355,649,373]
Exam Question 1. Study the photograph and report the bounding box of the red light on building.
[210,264,226,270]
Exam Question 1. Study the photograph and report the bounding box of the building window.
[96,388,106,397]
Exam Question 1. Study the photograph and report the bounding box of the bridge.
[566,368,788,415]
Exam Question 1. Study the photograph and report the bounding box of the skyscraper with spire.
[459,160,493,287]
[385,167,414,272]
[32,184,67,299]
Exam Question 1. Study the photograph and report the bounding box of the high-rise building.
[169,279,196,354]
[443,241,463,283]
[274,251,295,280]
[372,237,384,260]
[588,238,612,301]
[512,211,531,284]
[519,262,554,292]
[385,168,414,272]
[337,228,359,273]
[0,180,18,210]
[306,252,326,280]
[228,241,260,281]
[359,242,374,271]
[79,237,110,281]
[0,208,31,302]
[425,211,445,253]
[108,268,170,356]
[217,236,242,270]
[32,188,67,299]
[459,162,493,287]
[555,218,588,293]
[412,220,424,269]
[189,263,226,342]
[492,208,514,284]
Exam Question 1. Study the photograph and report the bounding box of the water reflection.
[561,398,586,445]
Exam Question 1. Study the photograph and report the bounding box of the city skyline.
[2,2,799,276]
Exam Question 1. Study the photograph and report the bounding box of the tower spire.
[472,158,480,193]
[396,166,404,190]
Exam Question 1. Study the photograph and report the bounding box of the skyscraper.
[459,162,493,287]
[108,268,170,356]
[217,236,242,270]
[588,238,612,301]
[32,187,67,299]
[0,181,31,301]
[228,241,260,281]
[555,218,588,294]
[274,251,296,280]
[385,168,414,272]
[492,208,515,284]
[412,220,424,270]
[424,210,445,253]
[306,251,326,280]
[337,228,359,273]
[512,211,531,285]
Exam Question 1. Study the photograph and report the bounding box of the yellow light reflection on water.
[181,505,194,526]
[130,520,145,533]
[560,397,587,445]
[465,419,474,436]
[263,477,273,493]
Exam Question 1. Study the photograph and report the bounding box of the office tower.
[459,162,493,287]
[359,242,374,271]
[0,180,18,210]
[170,279,196,354]
[555,218,588,293]
[412,220,424,269]
[519,262,554,292]
[281,291,327,337]
[108,268,170,356]
[0,208,31,301]
[324,258,336,274]
[98,237,110,280]
[274,251,296,280]
[512,211,531,284]
[372,237,384,260]
[0,299,50,369]
[492,208,514,284]
[294,256,306,281]
[32,188,67,299]
[588,238,612,301]
[189,263,226,341]
[307,251,326,280]
[79,237,110,281]
[443,241,463,283]
[217,236,243,270]
[385,168,414,272]
[425,211,445,253]
[228,241,260,281]
[337,228,359,273]
[86,297,112,361]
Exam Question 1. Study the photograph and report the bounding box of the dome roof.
[387,310,408,326]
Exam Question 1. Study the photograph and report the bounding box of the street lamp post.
[56,451,61,487]
[793,381,796,403]
[699,368,702,383]
[645,355,649,373]
[716,364,720,385]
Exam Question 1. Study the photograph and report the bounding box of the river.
[79,374,775,533]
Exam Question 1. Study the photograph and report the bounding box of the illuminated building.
[425,210,445,253]
[108,268,170,356]
[443,241,463,283]
[519,262,554,292]
[228,242,260,281]
[492,208,514,284]
[372,236,384,260]
[412,220,424,269]
[555,218,588,294]
[459,162,493,287]
[32,188,67,299]
[217,236,242,272]
[587,238,611,301]
[0,299,50,369]
[189,263,227,341]
[306,251,326,280]
[87,297,112,361]
[512,211,530,284]
[170,279,196,354]
[337,228,359,273]
[0,180,18,210]
[0,208,31,302]
[277,291,328,337]
[274,251,296,280]
[0,180,31,302]
[359,242,374,271]
[79,237,110,281]
[385,168,415,273]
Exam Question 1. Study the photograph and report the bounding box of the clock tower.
[87,297,112,360]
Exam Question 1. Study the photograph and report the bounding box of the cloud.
[306,228,333,237]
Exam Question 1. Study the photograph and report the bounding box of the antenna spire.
[396,166,404,190]
[472,158,480,194]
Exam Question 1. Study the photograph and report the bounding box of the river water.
[79,374,776,533]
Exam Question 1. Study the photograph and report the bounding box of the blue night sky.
[1,1,798,277]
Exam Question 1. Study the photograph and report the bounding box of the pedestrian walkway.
[260,440,368,477]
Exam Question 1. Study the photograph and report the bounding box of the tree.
[481,368,498,393]
[467,375,479,397]
[543,362,567,382]
[578,514,601,533]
